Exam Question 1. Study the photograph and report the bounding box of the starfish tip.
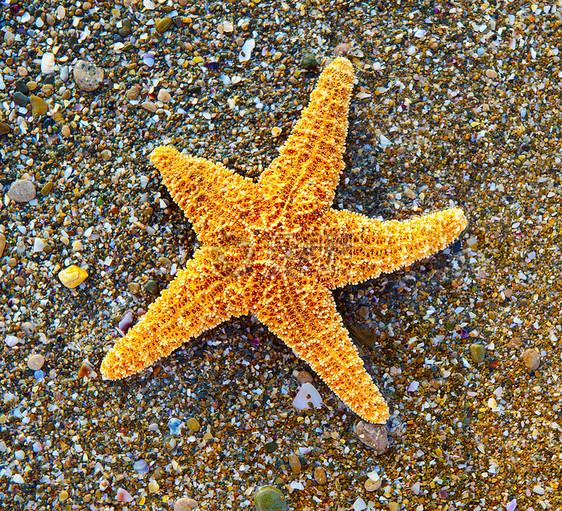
[150,145,179,168]
[452,207,469,231]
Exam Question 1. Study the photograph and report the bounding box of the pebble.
[127,282,141,295]
[101,149,112,161]
[4,31,15,46]
[301,53,319,71]
[355,421,389,455]
[72,240,84,252]
[0,234,5,258]
[61,125,71,137]
[157,89,172,103]
[58,265,88,289]
[404,187,416,199]
[334,43,351,56]
[148,480,159,493]
[127,85,141,100]
[364,478,382,492]
[221,21,234,33]
[144,280,159,295]
[186,417,200,433]
[470,343,486,364]
[118,311,134,332]
[16,79,29,93]
[288,453,301,474]
[174,497,198,511]
[296,370,313,384]
[141,101,157,113]
[33,238,45,252]
[27,354,45,371]
[8,180,36,203]
[485,69,498,79]
[77,361,94,379]
[155,17,172,34]
[41,182,54,196]
[313,467,327,485]
[55,5,65,20]
[60,65,69,83]
[5,335,19,348]
[30,95,48,116]
[0,122,11,136]
[41,52,56,74]
[522,348,540,372]
[119,19,132,37]
[253,486,288,511]
[73,60,104,91]
[13,91,30,107]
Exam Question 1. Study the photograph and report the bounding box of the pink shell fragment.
[116,488,134,502]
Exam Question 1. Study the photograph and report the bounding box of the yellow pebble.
[271,127,282,137]
[193,56,204,64]
[59,490,69,501]
[148,480,159,493]
[186,417,200,432]
[58,265,88,289]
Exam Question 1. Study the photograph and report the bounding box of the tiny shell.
[116,488,134,503]
[239,39,255,62]
[143,53,155,67]
[292,382,322,410]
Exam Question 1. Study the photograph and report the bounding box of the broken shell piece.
[293,382,323,410]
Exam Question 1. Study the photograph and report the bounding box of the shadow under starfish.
[100,57,467,424]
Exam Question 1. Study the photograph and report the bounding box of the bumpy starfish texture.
[101,58,467,424]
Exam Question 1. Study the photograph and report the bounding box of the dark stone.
[13,91,30,107]
[118,18,132,37]
[41,117,55,129]
[144,279,159,295]
[301,53,319,71]
[15,80,29,95]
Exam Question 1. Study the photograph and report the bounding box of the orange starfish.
[101,57,467,423]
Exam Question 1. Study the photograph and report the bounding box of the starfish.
[101,57,467,423]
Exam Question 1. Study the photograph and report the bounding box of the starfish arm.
[258,58,354,223]
[100,248,250,379]
[253,273,389,423]
[150,146,261,239]
[305,207,467,288]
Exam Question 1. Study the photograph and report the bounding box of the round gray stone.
[73,60,104,92]
[8,180,36,203]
